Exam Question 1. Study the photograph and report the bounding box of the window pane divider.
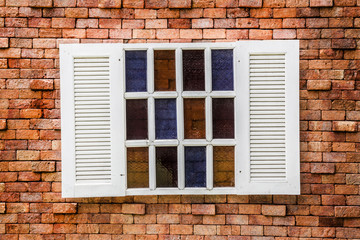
[124,92,150,99]
[176,48,185,190]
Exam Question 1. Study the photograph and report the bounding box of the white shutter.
[236,41,300,194]
[60,44,125,197]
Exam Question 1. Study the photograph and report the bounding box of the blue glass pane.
[212,49,233,91]
[126,50,147,92]
[155,99,177,139]
[185,146,206,188]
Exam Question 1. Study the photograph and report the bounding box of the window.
[60,41,300,198]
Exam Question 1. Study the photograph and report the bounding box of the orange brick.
[203,8,226,18]
[53,203,77,214]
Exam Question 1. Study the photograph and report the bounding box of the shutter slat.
[73,56,112,184]
[249,53,287,182]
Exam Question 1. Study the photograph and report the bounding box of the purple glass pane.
[212,49,234,91]
[211,49,234,91]
[213,98,234,139]
[183,50,205,91]
[126,99,148,140]
[126,50,147,92]
[185,146,206,188]
[156,147,178,188]
[155,99,177,139]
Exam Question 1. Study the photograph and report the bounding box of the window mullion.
[205,47,213,190]
[147,48,156,190]
[176,47,185,190]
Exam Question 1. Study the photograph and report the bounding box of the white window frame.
[60,40,300,198]
[123,42,238,196]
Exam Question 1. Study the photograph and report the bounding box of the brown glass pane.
[213,146,234,187]
[154,50,176,91]
[126,99,148,140]
[184,99,205,139]
[183,50,205,91]
[127,147,149,188]
[212,98,234,139]
[156,147,177,188]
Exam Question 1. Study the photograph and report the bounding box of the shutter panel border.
[60,44,125,198]
[236,40,300,195]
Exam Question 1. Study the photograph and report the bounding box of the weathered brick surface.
[0,1,359,238]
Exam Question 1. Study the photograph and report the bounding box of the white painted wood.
[60,44,125,198]
[237,40,300,195]
[206,145,213,190]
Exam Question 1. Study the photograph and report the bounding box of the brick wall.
[0,0,360,238]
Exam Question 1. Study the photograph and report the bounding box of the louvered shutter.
[60,44,125,197]
[236,41,300,194]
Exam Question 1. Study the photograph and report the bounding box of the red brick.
[239,0,262,7]
[145,19,167,28]
[310,0,333,7]
[54,0,76,7]
[333,121,357,132]
[273,7,296,17]
[122,204,145,215]
[53,203,77,214]
[169,0,191,8]
[335,206,360,217]
[98,0,121,8]
[226,29,249,39]
[135,9,157,18]
[238,204,261,214]
[123,224,146,234]
[249,29,272,39]
[123,0,144,8]
[214,19,235,28]
[169,19,191,28]
[203,8,225,18]
[236,18,259,28]
[180,29,202,39]
[250,8,273,18]
[29,0,52,7]
[109,29,132,39]
[169,224,193,235]
[193,225,217,235]
[332,39,357,49]
[156,29,179,39]
[52,18,75,28]
[192,204,215,215]
[273,29,296,39]
[145,0,167,8]
[262,205,286,216]
[123,20,144,29]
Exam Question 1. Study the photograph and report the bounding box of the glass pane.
[185,146,206,188]
[212,49,234,91]
[213,146,234,187]
[154,50,176,91]
[212,98,234,139]
[184,99,205,139]
[183,50,205,91]
[155,99,177,139]
[127,147,149,188]
[126,99,148,140]
[126,50,147,92]
[156,147,177,188]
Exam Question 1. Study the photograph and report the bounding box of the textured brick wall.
[0,0,360,238]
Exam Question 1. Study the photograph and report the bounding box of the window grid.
[124,45,236,195]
